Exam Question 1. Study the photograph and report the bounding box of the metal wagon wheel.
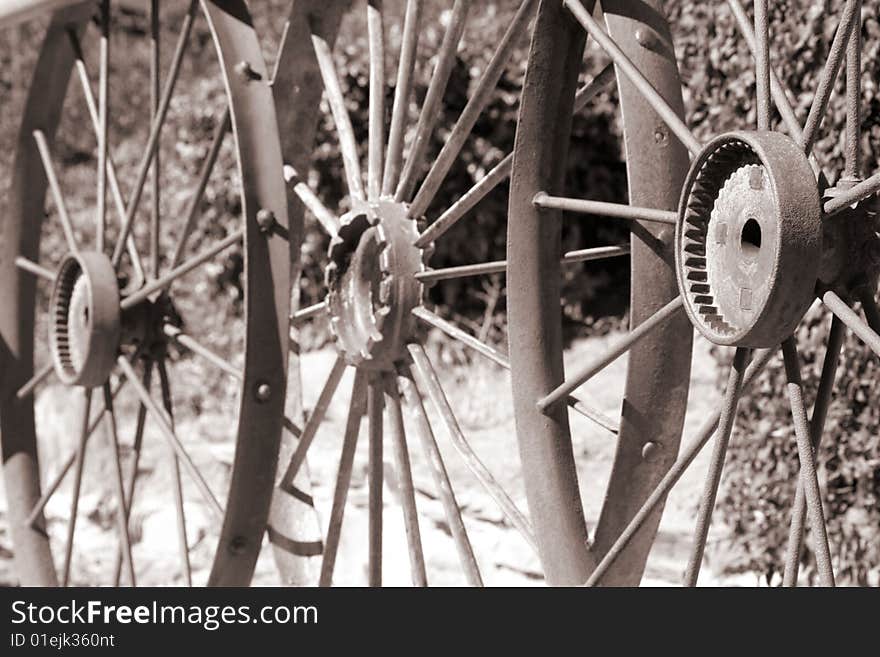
[0,1,289,586]
[509,0,880,585]
[267,0,594,586]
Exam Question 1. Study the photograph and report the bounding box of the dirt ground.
[0,330,759,587]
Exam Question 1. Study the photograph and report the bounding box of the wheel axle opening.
[740,218,762,256]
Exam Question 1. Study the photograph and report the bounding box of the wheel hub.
[676,132,823,347]
[325,199,427,369]
[49,252,121,386]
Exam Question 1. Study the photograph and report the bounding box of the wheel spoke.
[120,229,243,310]
[683,347,750,586]
[66,29,145,280]
[16,362,55,401]
[383,0,423,195]
[781,338,835,586]
[407,0,538,219]
[319,369,368,587]
[821,289,880,356]
[382,372,427,586]
[845,0,863,180]
[116,356,223,520]
[61,388,93,587]
[367,0,385,201]
[414,64,615,248]
[411,307,619,433]
[397,363,482,585]
[368,374,384,586]
[158,360,192,586]
[96,0,110,253]
[33,130,78,254]
[800,0,860,155]
[111,0,199,267]
[754,0,771,130]
[415,245,630,283]
[585,348,775,586]
[280,359,348,495]
[533,193,678,226]
[291,300,328,326]
[564,0,701,156]
[149,0,160,275]
[783,316,844,586]
[163,324,240,380]
[311,33,365,202]
[538,296,684,411]
[283,165,339,236]
[102,383,136,587]
[15,257,55,282]
[396,0,472,203]
[823,171,880,216]
[407,343,537,551]
[27,377,127,528]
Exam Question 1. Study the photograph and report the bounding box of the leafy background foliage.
[0,0,878,584]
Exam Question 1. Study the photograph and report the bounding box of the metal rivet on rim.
[229,536,248,555]
[642,441,660,462]
[635,28,660,51]
[235,60,261,81]
[256,209,276,233]
[255,382,272,402]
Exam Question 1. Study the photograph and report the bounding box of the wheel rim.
[268,0,552,586]
[509,0,880,586]
[0,1,289,586]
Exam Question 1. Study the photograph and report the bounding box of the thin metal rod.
[15,361,55,401]
[112,363,150,586]
[61,388,93,586]
[414,64,615,248]
[754,0,771,130]
[169,110,231,269]
[823,171,880,216]
[163,324,239,380]
[319,369,367,587]
[368,374,384,587]
[311,33,365,202]
[96,0,110,254]
[103,383,136,586]
[116,357,223,520]
[112,0,198,267]
[781,337,835,587]
[396,0,472,202]
[382,372,427,586]
[726,0,804,141]
[33,130,78,254]
[407,0,537,218]
[158,360,192,586]
[565,0,701,155]
[279,357,347,490]
[845,0,863,180]
[27,378,127,528]
[407,343,537,551]
[415,245,630,283]
[533,193,678,225]
[783,315,844,586]
[66,29,144,278]
[291,300,328,326]
[821,289,880,356]
[383,0,423,195]
[683,347,750,586]
[397,364,482,585]
[15,257,55,282]
[149,0,160,275]
[283,165,339,235]
[367,0,385,201]
[585,348,776,586]
[120,229,243,310]
[538,296,684,411]
[800,0,860,154]
[411,307,619,433]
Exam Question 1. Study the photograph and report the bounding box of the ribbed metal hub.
[325,199,427,369]
[676,132,823,347]
[49,252,121,387]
